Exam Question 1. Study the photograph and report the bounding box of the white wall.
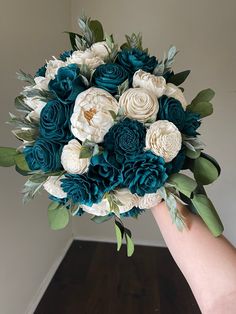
[0,1,72,314]
[71,0,236,246]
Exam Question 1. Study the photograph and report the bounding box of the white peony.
[82,198,110,216]
[164,83,188,109]
[133,70,166,98]
[61,139,90,174]
[119,87,159,122]
[146,120,182,162]
[43,176,67,199]
[34,76,50,91]
[24,97,47,120]
[138,191,162,209]
[113,188,140,213]
[90,41,110,60]
[71,87,119,143]
[45,58,66,80]
[66,49,104,69]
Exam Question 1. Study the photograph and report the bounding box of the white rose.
[71,87,119,143]
[61,139,89,174]
[66,49,104,69]
[45,58,66,80]
[138,191,162,209]
[43,176,67,199]
[24,97,47,120]
[133,70,166,98]
[146,120,182,162]
[90,41,110,60]
[113,188,140,213]
[119,88,159,122]
[164,83,188,109]
[82,198,110,216]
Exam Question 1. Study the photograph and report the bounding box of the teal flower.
[48,64,87,104]
[166,148,186,174]
[121,207,145,218]
[183,111,201,136]
[117,48,157,75]
[103,118,146,167]
[61,174,104,206]
[39,100,73,142]
[35,64,46,77]
[59,50,73,61]
[24,146,40,171]
[92,63,129,95]
[123,151,168,196]
[158,95,185,130]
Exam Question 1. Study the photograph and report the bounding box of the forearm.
[151,202,236,314]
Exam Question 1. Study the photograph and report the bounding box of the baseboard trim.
[25,237,73,314]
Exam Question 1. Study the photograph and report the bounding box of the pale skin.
[151,202,236,314]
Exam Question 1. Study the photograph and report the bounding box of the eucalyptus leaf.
[0,147,19,167]
[187,101,213,118]
[16,69,35,85]
[191,88,215,106]
[91,215,112,224]
[48,201,60,211]
[115,220,124,251]
[48,205,69,230]
[191,194,224,236]
[168,70,190,86]
[12,128,38,143]
[185,148,201,159]
[15,154,30,172]
[167,173,197,198]
[14,96,32,113]
[22,179,44,204]
[194,156,219,185]
[89,20,104,42]
[64,31,80,50]
[125,233,134,257]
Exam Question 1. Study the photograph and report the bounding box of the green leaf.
[22,179,44,204]
[30,173,49,183]
[191,88,215,106]
[64,31,80,50]
[167,173,197,198]
[16,69,35,85]
[191,194,224,236]
[14,95,32,113]
[125,233,135,257]
[187,101,213,118]
[0,147,19,167]
[89,20,104,42]
[48,204,69,230]
[194,157,219,185]
[79,146,93,158]
[115,220,124,251]
[108,110,117,120]
[91,215,112,224]
[12,128,38,142]
[168,70,190,86]
[201,152,221,176]
[48,201,60,211]
[15,154,31,172]
[185,148,201,159]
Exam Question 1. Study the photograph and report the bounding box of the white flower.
[45,58,66,80]
[119,87,159,122]
[146,120,182,162]
[61,139,89,174]
[43,176,67,199]
[34,76,50,90]
[82,198,110,216]
[138,191,162,209]
[71,87,119,143]
[66,49,104,69]
[113,188,140,213]
[164,83,188,109]
[90,41,110,60]
[133,70,166,98]
[24,97,47,120]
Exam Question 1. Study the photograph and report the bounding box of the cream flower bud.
[66,49,104,69]
[133,70,166,98]
[164,83,188,109]
[90,41,110,60]
[82,199,110,216]
[119,88,159,122]
[138,191,162,209]
[71,87,119,143]
[43,176,67,199]
[61,139,89,174]
[113,188,140,213]
[146,120,182,162]
[45,58,65,80]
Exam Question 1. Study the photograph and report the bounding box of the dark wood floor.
[35,240,201,314]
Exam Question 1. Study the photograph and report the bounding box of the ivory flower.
[138,191,162,209]
[43,176,67,199]
[133,70,166,98]
[164,83,188,109]
[114,188,140,213]
[61,139,89,174]
[45,58,65,80]
[66,49,104,69]
[119,87,158,122]
[82,198,110,216]
[90,41,110,60]
[146,120,182,162]
[24,97,47,120]
[71,87,119,143]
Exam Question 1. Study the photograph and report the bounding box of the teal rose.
[158,95,185,130]
[61,174,104,206]
[183,111,201,136]
[48,64,87,104]
[92,63,129,95]
[123,151,168,196]
[117,48,157,75]
[39,100,73,142]
[166,148,186,174]
[24,146,40,171]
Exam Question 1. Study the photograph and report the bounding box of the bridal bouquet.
[0,15,223,256]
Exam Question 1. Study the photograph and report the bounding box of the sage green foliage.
[191,194,224,236]
[194,156,220,185]
[89,20,104,42]
[167,173,197,198]
[121,33,143,50]
[168,70,191,86]
[185,148,201,159]
[0,147,20,167]
[187,88,215,118]
[48,202,69,230]
[114,220,134,257]
[91,215,112,224]
[153,46,178,76]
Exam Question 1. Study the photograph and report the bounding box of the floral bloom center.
[84,108,97,122]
